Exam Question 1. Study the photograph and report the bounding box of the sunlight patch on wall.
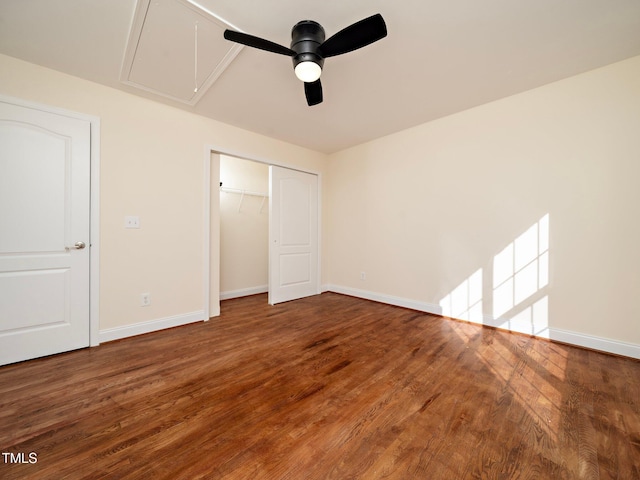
[437,214,550,338]
[504,296,549,337]
[493,214,550,336]
[439,269,483,323]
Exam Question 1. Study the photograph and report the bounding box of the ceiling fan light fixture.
[294,61,322,82]
[223,14,387,105]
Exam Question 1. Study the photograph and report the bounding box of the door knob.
[74,241,86,250]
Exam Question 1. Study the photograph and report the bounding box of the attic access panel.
[121,0,243,105]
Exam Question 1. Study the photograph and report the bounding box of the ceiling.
[1,0,640,154]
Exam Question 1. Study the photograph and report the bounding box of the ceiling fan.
[223,14,387,106]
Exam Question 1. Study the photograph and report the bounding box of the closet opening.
[206,150,321,318]
[219,155,269,300]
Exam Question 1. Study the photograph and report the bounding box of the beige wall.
[0,54,326,335]
[219,155,269,295]
[327,55,640,351]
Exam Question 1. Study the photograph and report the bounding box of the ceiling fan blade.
[224,30,295,56]
[319,14,387,58]
[304,79,323,106]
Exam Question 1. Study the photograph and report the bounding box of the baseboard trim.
[325,285,640,360]
[220,285,268,300]
[99,311,205,343]
[325,285,443,316]
[547,328,640,359]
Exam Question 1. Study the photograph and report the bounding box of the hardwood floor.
[1,293,639,479]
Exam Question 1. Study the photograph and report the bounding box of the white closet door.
[269,166,319,304]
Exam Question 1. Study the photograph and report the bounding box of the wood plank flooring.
[1,293,639,479]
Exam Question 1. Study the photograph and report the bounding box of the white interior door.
[0,100,91,366]
[269,166,319,304]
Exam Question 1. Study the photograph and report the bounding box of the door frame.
[202,145,321,320]
[0,94,101,347]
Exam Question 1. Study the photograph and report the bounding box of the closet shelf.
[220,186,268,198]
[220,186,268,213]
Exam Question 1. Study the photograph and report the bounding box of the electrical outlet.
[125,216,140,229]
[360,272,366,281]
[140,293,150,306]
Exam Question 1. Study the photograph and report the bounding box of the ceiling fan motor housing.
[291,20,325,71]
